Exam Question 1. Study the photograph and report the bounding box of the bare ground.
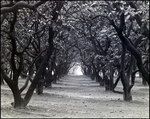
[1,75,149,118]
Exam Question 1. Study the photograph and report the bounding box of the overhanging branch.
[1,1,46,14]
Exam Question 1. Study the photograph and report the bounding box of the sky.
[74,66,83,75]
[68,64,83,75]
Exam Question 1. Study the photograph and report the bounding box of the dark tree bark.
[110,12,149,85]
[23,27,54,107]
[35,56,45,95]
[11,83,24,108]
[113,74,122,93]
[120,44,132,101]
[1,76,5,85]
[1,1,64,108]
[4,11,25,108]
[44,71,52,88]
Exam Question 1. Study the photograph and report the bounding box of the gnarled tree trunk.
[120,44,132,101]
[23,27,54,107]
[111,12,149,85]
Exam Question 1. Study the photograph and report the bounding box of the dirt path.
[1,75,149,118]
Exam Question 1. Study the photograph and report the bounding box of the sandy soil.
[1,75,149,118]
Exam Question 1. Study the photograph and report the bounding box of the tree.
[61,1,149,100]
[1,1,149,108]
[1,0,64,108]
[92,1,150,100]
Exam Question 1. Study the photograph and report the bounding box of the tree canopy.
[1,0,149,108]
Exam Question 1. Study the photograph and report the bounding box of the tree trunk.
[104,75,109,91]
[95,72,99,82]
[123,86,132,101]
[53,78,57,83]
[90,70,95,80]
[19,66,34,93]
[142,78,147,85]
[11,83,24,108]
[113,74,121,91]
[45,79,52,88]
[95,71,104,86]
[23,27,54,107]
[100,78,104,86]
[44,70,53,88]
[36,79,44,95]
[109,67,114,91]
[102,68,110,90]
[23,49,52,107]
[1,75,4,85]
[36,68,45,95]
[111,14,149,85]
[120,44,132,101]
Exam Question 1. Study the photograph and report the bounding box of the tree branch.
[119,12,125,31]
[1,1,46,14]
[92,14,111,21]
[1,67,13,89]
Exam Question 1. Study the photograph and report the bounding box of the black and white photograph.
[1,0,149,118]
